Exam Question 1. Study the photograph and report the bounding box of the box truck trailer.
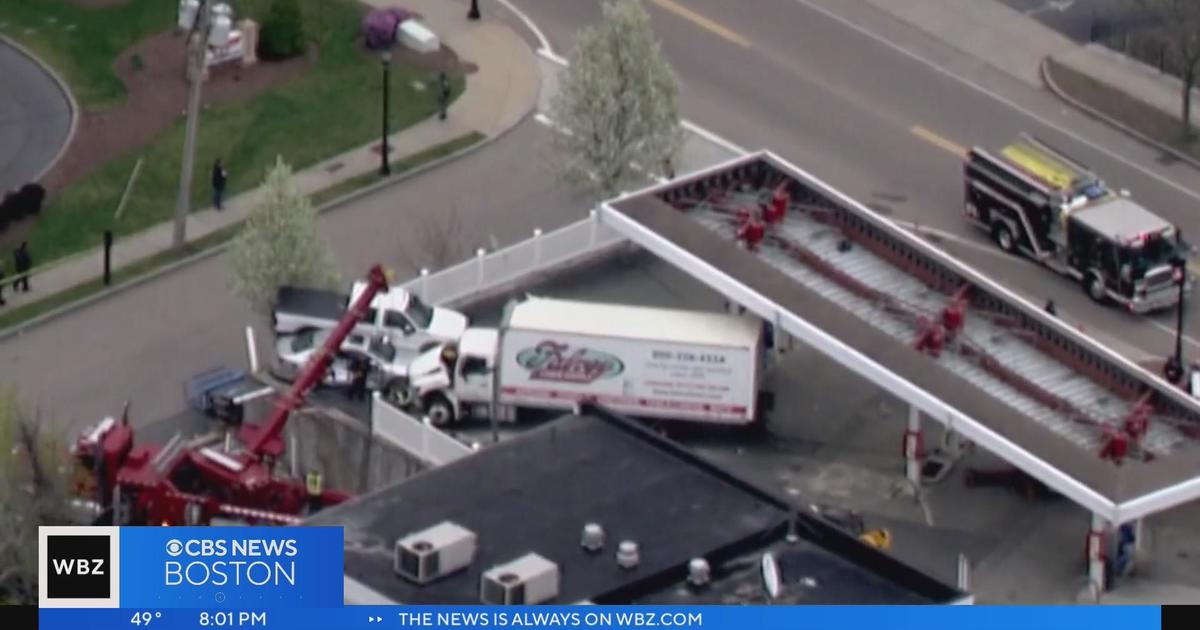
[394,297,770,427]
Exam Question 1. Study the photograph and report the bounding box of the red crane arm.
[246,265,390,456]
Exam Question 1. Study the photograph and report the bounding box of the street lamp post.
[380,50,392,176]
[1165,255,1188,384]
[468,0,481,21]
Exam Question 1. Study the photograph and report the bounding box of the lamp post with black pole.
[468,0,481,20]
[1165,254,1188,385]
[379,49,392,176]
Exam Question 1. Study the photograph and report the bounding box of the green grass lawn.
[1,0,465,263]
[0,132,487,333]
[0,0,172,107]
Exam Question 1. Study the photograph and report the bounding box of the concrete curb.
[1039,56,1200,172]
[0,33,80,185]
[0,131,506,342]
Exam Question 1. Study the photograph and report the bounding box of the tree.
[259,0,306,60]
[0,390,73,604]
[549,0,683,199]
[396,203,470,273]
[229,157,340,314]
[1135,0,1200,135]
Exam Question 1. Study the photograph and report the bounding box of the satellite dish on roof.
[760,552,781,601]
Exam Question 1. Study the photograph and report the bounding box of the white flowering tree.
[229,157,340,314]
[549,0,683,199]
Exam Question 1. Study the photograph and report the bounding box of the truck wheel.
[1085,273,1108,303]
[425,395,455,427]
[385,380,414,407]
[992,223,1016,254]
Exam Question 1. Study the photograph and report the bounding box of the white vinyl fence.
[400,210,624,306]
[370,393,472,466]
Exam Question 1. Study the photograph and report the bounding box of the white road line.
[495,0,555,58]
[1150,320,1200,352]
[789,0,1200,204]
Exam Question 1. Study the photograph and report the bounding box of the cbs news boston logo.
[39,526,122,608]
[39,526,343,609]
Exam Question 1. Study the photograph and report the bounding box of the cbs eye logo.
[166,539,184,557]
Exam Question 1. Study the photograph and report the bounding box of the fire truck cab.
[964,134,1186,313]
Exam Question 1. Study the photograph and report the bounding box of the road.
[0,121,588,431]
[0,38,72,192]
[515,0,1200,366]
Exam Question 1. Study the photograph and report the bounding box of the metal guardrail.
[400,210,624,305]
[370,393,472,466]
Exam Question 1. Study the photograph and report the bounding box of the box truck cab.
[397,297,770,428]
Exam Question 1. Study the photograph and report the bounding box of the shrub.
[259,0,306,61]
[0,191,19,230]
[0,193,13,233]
[17,184,46,216]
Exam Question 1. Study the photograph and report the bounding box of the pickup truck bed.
[276,286,348,322]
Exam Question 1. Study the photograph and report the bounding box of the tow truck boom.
[241,265,389,457]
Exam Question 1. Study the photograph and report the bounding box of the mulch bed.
[2,25,473,250]
[39,29,313,193]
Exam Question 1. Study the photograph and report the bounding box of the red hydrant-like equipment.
[940,285,970,340]
[914,315,947,358]
[71,265,392,526]
[764,183,789,224]
[736,207,766,251]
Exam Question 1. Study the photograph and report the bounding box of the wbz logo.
[50,538,107,581]
[40,526,120,607]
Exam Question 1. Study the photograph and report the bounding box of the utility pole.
[173,0,212,248]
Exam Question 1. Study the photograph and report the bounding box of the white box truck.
[395,297,769,427]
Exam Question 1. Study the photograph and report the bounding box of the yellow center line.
[910,125,967,158]
[648,0,753,49]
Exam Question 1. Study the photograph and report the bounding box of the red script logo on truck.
[515,341,624,384]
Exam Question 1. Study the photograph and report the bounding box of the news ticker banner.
[38,526,343,609]
[35,605,1178,630]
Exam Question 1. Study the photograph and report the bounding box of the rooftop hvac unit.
[480,553,559,605]
[394,521,477,584]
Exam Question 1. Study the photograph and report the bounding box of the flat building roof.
[306,407,963,605]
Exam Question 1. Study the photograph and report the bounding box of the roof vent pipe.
[616,540,639,569]
[581,523,605,553]
[687,558,710,587]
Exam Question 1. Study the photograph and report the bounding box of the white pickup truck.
[272,281,468,352]
[393,297,771,427]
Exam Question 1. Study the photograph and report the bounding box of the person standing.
[437,72,450,121]
[0,258,6,306]
[13,241,31,292]
[346,357,369,401]
[211,159,228,210]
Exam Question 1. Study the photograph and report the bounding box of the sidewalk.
[0,0,538,319]
[861,0,1193,150]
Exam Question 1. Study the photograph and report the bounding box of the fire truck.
[964,134,1186,313]
[70,266,390,526]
